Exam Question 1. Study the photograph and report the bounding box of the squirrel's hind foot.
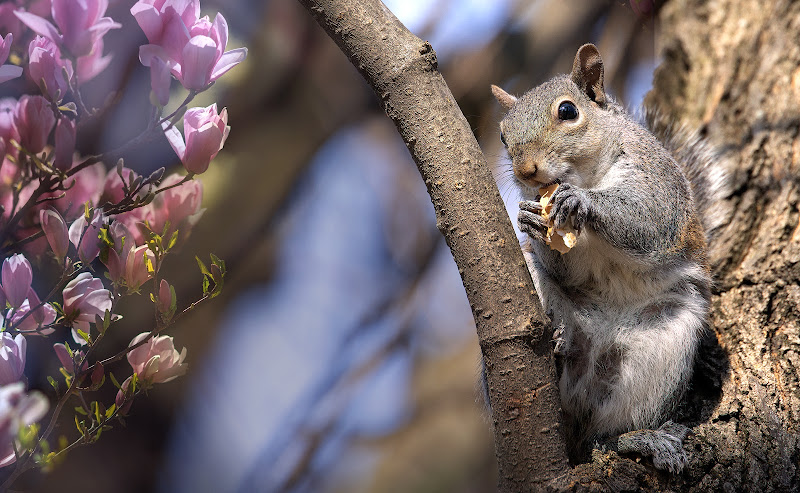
[615,421,690,474]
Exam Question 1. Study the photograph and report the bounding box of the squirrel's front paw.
[550,183,591,233]
[518,200,548,242]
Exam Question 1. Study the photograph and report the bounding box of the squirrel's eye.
[500,132,507,147]
[558,101,579,121]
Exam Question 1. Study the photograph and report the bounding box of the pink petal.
[150,55,171,106]
[0,33,12,64]
[52,0,88,40]
[161,119,186,161]
[130,3,163,44]
[0,64,22,83]
[14,11,60,43]
[209,47,247,82]
[138,43,169,68]
[179,35,216,90]
[159,9,191,62]
[210,12,228,60]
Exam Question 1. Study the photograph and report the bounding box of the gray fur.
[493,44,721,472]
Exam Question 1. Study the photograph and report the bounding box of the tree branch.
[296,0,569,489]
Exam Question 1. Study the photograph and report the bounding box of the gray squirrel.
[491,44,727,473]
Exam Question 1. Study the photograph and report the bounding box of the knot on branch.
[418,41,438,71]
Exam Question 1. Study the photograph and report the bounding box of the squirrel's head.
[493,44,609,191]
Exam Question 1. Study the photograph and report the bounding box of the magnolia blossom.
[163,103,229,174]
[0,383,49,468]
[14,95,55,153]
[102,222,155,290]
[15,0,121,58]
[68,209,106,264]
[27,35,72,100]
[0,34,21,84]
[147,174,204,244]
[124,245,156,291]
[133,1,247,91]
[0,333,25,386]
[40,208,69,260]
[1,254,32,309]
[127,333,187,384]
[62,272,113,344]
[11,288,56,335]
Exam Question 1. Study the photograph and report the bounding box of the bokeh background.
[5,1,661,491]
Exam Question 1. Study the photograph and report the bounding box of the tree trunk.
[643,0,800,490]
[297,0,800,491]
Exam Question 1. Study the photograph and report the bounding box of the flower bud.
[0,333,25,385]
[53,115,76,170]
[1,254,32,309]
[157,279,174,314]
[14,95,55,153]
[40,208,69,261]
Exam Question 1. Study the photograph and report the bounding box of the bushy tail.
[644,109,732,243]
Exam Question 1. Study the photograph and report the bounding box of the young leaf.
[109,371,122,390]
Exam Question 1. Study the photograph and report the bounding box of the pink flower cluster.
[16,0,120,99]
[132,0,247,94]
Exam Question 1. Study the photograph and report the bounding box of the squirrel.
[490,43,728,473]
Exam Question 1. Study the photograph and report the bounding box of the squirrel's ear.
[570,44,606,106]
[491,84,517,111]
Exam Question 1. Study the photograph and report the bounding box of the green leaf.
[74,415,86,436]
[105,403,116,419]
[74,406,87,416]
[202,275,210,295]
[195,256,211,276]
[76,328,91,344]
[168,231,178,250]
[47,376,59,393]
[210,253,226,274]
[109,371,122,390]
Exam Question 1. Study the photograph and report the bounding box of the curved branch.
[296,0,569,489]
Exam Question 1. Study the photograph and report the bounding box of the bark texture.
[557,0,800,490]
[645,0,800,490]
[552,0,800,490]
[296,0,570,490]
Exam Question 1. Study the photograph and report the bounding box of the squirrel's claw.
[550,184,590,233]
[518,202,548,242]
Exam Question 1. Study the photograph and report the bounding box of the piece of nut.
[538,184,578,254]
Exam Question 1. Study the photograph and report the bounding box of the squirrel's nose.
[514,161,538,183]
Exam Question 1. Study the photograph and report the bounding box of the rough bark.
[555,0,800,490]
[295,0,570,490]
[644,0,800,490]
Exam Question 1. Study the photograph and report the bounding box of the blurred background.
[4,0,661,491]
